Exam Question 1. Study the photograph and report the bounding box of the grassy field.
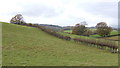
[101,36,119,41]
[58,32,119,46]
[2,22,118,66]
[64,30,72,33]
[89,30,120,38]
[64,30,120,38]
[110,30,120,35]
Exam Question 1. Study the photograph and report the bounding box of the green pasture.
[2,22,118,66]
[101,36,119,41]
[63,29,120,38]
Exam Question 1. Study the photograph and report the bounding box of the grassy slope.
[2,22,118,66]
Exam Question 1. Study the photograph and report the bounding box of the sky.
[0,0,119,27]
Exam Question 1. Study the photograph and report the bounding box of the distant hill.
[39,24,62,28]
[38,24,63,31]
[62,26,74,30]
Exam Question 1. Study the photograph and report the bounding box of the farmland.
[2,22,118,66]
[90,30,120,38]
[64,30,72,33]
[58,30,118,53]
[63,29,120,40]
[101,36,119,41]
[64,30,119,35]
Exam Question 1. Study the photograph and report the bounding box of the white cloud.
[0,0,119,27]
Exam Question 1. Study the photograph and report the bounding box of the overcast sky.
[0,0,119,27]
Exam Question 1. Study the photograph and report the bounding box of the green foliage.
[96,22,112,37]
[2,22,118,66]
[72,24,87,35]
[83,29,93,36]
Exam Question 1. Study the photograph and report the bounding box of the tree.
[72,23,87,35]
[96,22,112,37]
[83,29,93,36]
[10,14,26,24]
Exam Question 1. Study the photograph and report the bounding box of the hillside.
[2,22,118,66]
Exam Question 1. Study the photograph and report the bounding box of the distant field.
[64,30,72,33]
[90,30,120,38]
[64,30,120,38]
[89,35,101,38]
[110,30,120,35]
[58,32,90,39]
[58,32,119,42]
[63,29,120,41]
[2,22,118,66]
[101,36,119,41]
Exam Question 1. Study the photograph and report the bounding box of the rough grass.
[110,30,120,35]
[58,32,94,39]
[90,30,120,38]
[2,22,118,66]
[64,30,72,33]
[101,36,119,41]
